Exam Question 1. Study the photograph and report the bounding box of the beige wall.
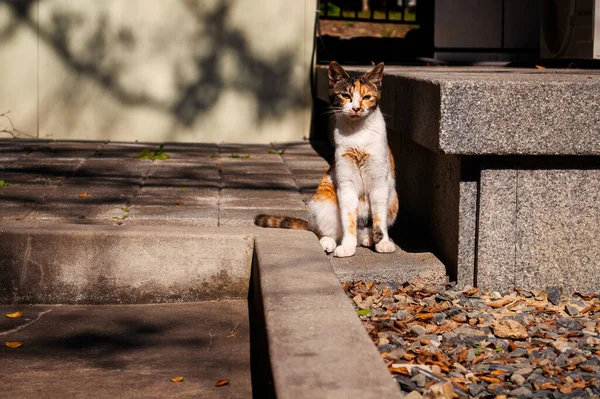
[0,0,315,143]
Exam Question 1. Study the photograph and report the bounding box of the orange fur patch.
[388,192,399,221]
[388,146,396,179]
[348,209,358,237]
[342,148,370,169]
[312,172,337,202]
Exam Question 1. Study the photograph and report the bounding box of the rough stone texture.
[330,246,446,285]
[126,204,219,227]
[254,230,402,398]
[477,168,518,291]
[0,301,251,399]
[0,224,253,303]
[317,66,600,155]
[516,169,600,293]
[477,167,600,293]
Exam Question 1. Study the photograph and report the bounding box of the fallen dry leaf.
[389,366,410,375]
[5,341,23,348]
[215,380,229,387]
[175,201,184,206]
[170,376,184,383]
[461,288,479,297]
[79,192,88,198]
[6,311,23,318]
[487,297,512,308]
[535,65,546,69]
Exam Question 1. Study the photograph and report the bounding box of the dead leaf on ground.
[389,366,410,375]
[79,192,88,198]
[535,65,546,69]
[215,380,229,387]
[6,311,23,318]
[170,376,184,383]
[461,288,479,297]
[175,201,184,206]
[487,297,512,308]
[5,341,23,348]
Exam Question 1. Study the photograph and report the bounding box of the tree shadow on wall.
[2,0,307,134]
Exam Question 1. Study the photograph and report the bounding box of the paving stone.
[27,205,126,224]
[221,173,298,190]
[220,197,307,211]
[126,204,218,227]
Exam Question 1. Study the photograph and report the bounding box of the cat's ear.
[329,61,350,87]
[362,62,384,90]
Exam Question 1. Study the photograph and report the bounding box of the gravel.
[342,281,600,399]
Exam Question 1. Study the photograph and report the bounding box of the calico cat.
[255,61,397,258]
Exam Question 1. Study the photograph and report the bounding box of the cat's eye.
[340,93,351,99]
[363,95,372,100]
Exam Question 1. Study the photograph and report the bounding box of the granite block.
[476,169,518,291]
[516,169,600,293]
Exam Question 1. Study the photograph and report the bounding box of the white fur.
[309,107,396,257]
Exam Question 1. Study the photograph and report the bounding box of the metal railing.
[319,0,418,24]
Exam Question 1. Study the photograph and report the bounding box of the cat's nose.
[352,106,361,113]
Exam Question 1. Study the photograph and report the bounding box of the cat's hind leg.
[357,227,373,248]
[309,198,341,254]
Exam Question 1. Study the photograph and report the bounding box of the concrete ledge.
[0,223,253,303]
[254,230,402,398]
[316,66,600,156]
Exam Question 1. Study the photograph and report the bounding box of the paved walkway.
[0,140,328,227]
[0,139,445,284]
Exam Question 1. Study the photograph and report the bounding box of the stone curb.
[254,230,403,399]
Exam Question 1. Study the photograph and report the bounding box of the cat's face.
[328,62,384,120]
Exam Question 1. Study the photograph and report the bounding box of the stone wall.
[0,0,315,143]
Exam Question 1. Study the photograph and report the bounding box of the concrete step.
[0,224,253,304]
[0,301,251,399]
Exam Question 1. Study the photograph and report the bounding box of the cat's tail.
[254,214,309,230]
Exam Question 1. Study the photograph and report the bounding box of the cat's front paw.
[320,237,337,253]
[334,245,356,258]
[375,240,396,253]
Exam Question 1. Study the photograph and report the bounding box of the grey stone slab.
[254,230,402,398]
[134,187,218,206]
[457,180,478,287]
[21,141,103,159]
[161,142,219,160]
[330,246,447,285]
[0,301,251,399]
[220,188,302,200]
[220,209,308,227]
[74,159,151,179]
[282,158,330,170]
[219,143,275,154]
[0,182,59,204]
[254,230,350,312]
[0,206,32,222]
[143,177,221,190]
[220,197,307,211]
[220,162,292,175]
[217,153,284,163]
[0,224,253,303]
[91,142,160,159]
[28,205,127,225]
[516,169,600,293]
[221,173,298,191]
[476,169,518,291]
[43,184,137,207]
[126,204,218,227]
[147,162,219,179]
